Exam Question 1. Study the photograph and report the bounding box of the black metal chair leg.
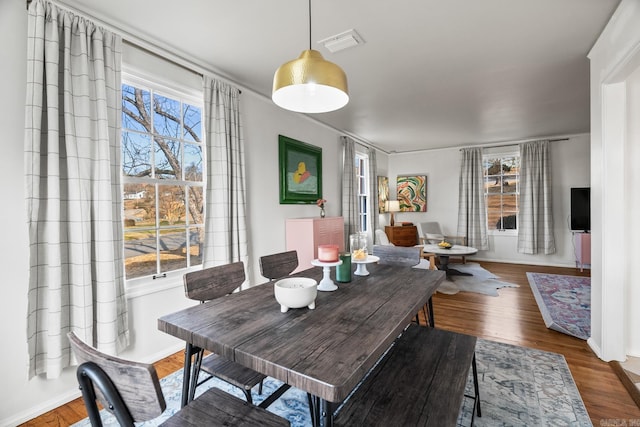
[188,348,204,403]
[427,296,435,327]
[307,393,317,427]
[242,388,253,405]
[182,343,197,408]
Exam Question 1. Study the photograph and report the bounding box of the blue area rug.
[526,272,591,340]
[72,339,591,426]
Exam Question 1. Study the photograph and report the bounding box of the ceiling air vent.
[318,29,364,53]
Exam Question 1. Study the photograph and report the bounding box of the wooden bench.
[334,324,481,426]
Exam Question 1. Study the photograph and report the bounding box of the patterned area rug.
[71,339,591,427]
[458,339,592,426]
[526,272,591,340]
[436,263,520,297]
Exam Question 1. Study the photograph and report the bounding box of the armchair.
[375,229,393,245]
[416,222,466,245]
[417,221,468,263]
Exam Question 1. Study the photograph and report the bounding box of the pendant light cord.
[308,0,312,50]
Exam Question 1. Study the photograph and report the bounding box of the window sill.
[125,266,201,299]
[488,230,518,237]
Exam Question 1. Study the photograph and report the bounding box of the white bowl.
[274,277,318,313]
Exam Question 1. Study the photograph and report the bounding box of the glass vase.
[320,208,325,218]
[350,232,368,261]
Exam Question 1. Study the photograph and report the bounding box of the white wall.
[588,0,640,361]
[385,135,590,267]
[0,3,350,424]
[242,92,346,285]
[626,65,640,355]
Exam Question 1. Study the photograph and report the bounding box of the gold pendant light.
[272,0,349,114]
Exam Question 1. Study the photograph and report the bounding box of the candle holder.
[311,259,342,291]
[353,255,380,276]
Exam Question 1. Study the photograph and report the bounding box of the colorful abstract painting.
[377,176,389,213]
[397,175,427,212]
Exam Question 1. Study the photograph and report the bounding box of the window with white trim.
[483,150,520,232]
[121,75,204,282]
[355,153,369,232]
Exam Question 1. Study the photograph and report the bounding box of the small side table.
[420,244,478,276]
[311,259,342,291]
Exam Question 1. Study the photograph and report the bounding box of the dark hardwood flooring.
[20,261,640,426]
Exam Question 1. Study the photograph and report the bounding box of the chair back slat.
[184,261,246,302]
[259,251,299,280]
[373,245,421,267]
[67,332,165,422]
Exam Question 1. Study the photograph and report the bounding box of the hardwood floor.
[21,262,640,426]
[430,261,640,424]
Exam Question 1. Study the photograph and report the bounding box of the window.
[355,153,369,232]
[484,152,520,232]
[121,76,204,281]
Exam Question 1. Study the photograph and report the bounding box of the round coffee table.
[420,244,478,276]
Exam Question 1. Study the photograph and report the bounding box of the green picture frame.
[279,135,322,204]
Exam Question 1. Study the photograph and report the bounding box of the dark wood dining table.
[158,262,445,427]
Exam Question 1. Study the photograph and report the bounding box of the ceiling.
[61,0,620,153]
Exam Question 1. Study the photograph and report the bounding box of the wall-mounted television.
[570,187,590,232]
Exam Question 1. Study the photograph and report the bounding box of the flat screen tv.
[570,187,590,232]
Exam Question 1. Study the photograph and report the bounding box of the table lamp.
[386,200,400,226]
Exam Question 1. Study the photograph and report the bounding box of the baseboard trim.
[472,257,579,269]
[1,388,81,427]
[587,337,602,359]
[4,343,185,426]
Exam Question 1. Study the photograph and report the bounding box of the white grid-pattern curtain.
[25,0,129,379]
[202,77,249,278]
[341,136,359,248]
[518,140,556,254]
[457,148,489,250]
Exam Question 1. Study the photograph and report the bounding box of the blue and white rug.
[72,339,591,427]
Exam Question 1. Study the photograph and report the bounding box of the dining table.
[158,262,445,427]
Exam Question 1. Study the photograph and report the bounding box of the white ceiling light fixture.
[272,0,349,114]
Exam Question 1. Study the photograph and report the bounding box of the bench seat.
[334,324,480,426]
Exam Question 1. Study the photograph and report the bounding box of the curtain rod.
[28,0,248,95]
[459,138,569,151]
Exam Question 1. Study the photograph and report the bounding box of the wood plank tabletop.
[158,263,445,403]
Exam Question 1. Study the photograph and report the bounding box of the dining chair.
[183,262,266,404]
[67,332,289,427]
[259,250,299,280]
[372,245,435,327]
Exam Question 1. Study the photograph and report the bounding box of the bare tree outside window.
[122,82,204,280]
[484,155,520,231]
